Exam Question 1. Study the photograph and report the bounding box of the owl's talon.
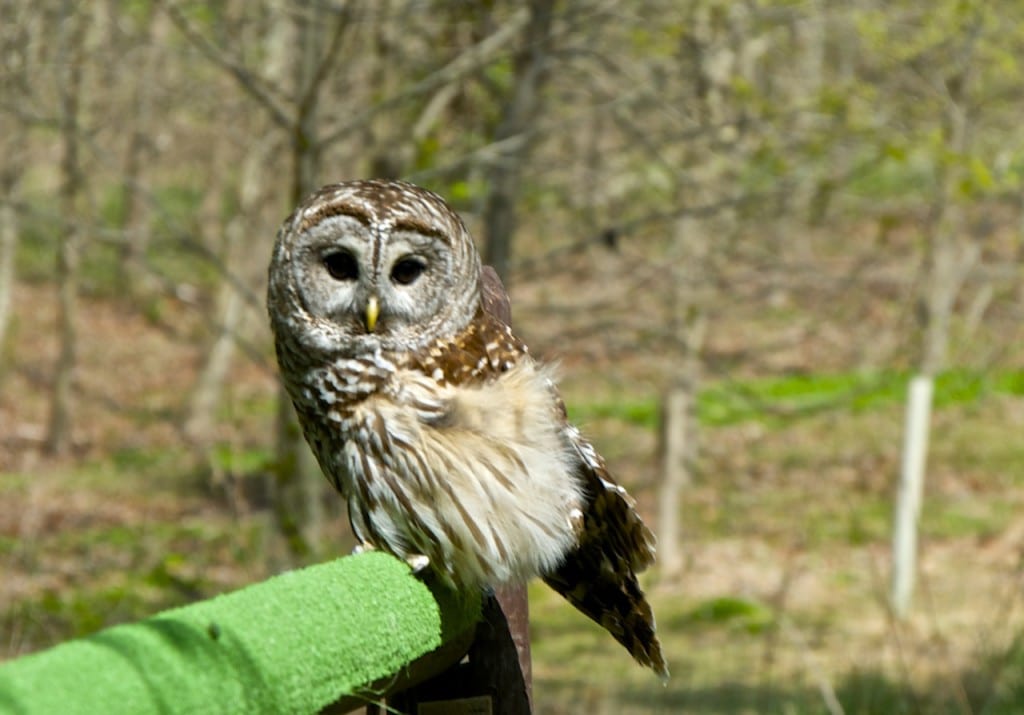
[352,542,377,555]
[405,554,430,573]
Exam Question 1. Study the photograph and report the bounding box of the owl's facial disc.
[290,213,477,354]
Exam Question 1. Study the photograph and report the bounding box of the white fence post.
[891,374,934,618]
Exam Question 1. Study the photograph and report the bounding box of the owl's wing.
[480,265,512,325]
[479,265,667,679]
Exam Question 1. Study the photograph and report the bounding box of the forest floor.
[3,278,1024,714]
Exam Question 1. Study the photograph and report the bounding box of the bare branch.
[161,0,292,131]
[297,3,355,119]
[317,7,530,149]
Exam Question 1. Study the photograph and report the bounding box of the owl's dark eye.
[323,251,359,281]
[391,257,426,286]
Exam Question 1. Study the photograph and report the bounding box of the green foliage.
[120,0,155,26]
[14,219,58,283]
[79,243,124,298]
[681,596,775,634]
[148,184,203,237]
[740,140,790,192]
[210,444,272,475]
[845,150,935,200]
[13,180,223,298]
[482,56,514,94]
[99,185,127,229]
[442,178,488,208]
[177,1,219,28]
[412,135,441,173]
[147,552,206,595]
[145,239,220,293]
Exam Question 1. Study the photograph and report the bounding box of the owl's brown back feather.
[480,265,513,326]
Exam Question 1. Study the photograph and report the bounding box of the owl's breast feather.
[332,361,585,586]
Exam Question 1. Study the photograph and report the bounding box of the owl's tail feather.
[542,538,668,680]
[541,459,668,680]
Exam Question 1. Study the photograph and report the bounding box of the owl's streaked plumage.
[267,179,666,677]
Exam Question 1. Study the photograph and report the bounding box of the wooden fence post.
[382,585,532,714]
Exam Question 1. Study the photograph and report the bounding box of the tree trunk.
[0,3,30,358]
[46,5,88,456]
[0,183,16,354]
[482,0,554,283]
[0,109,19,354]
[274,1,340,558]
[116,6,166,299]
[894,18,980,617]
[657,214,708,581]
[917,14,982,375]
[183,260,245,446]
[184,10,290,457]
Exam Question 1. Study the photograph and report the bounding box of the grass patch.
[210,444,273,475]
[568,368,1024,430]
[73,447,203,495]
[922,498,1016,541]
[699,486,893,547]
[679,596,775,634]
[3,511,271,657]
[0,472,31,495]
[33,583,153,639]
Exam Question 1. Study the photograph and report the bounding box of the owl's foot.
[352,541,377,555]
[405,554,431,574]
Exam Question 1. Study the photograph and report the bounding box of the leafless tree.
[113,6,169,299]
[46,4,89,456]
[481,0,555,283]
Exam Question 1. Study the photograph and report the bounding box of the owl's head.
[268,180,482,358]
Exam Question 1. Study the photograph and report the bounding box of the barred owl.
[267,179,666,677]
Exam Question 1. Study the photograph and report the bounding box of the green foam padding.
[0,551,480,714]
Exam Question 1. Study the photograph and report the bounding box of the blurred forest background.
[2,1,1024,712]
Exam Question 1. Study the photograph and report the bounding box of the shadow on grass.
[605,657,1024,715]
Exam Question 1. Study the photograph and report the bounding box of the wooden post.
[493,585,533,709]
[891,374,933,618]
[383,586,532,714]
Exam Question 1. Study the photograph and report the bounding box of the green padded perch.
[0,551,481,714]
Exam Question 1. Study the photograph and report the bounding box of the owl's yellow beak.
[365,296,380,332]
